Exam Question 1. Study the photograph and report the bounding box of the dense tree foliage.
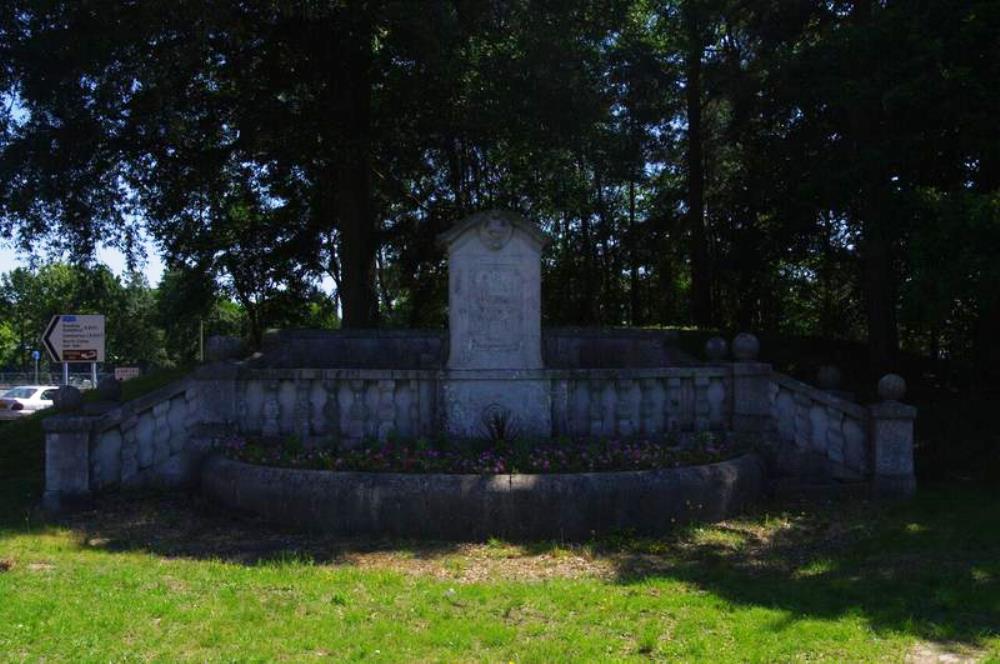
[1,1,998,380]
[0,262,341,370]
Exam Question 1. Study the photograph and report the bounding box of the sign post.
[31,349,40,384]
[42,315,106,388]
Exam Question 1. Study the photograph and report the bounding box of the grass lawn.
[1,369,999,661]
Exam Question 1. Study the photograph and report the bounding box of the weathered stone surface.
[870,400,917,497]
[135,412,156,469]
[443,210,546,371]
[201,452,766,540]
[878,373,907,402]
[168,397,188,453]
[731,361,772,432]
[442,374,551,439]
[732,333,760,361]
[42,417,93,511]
[91,429,122,490]
[440,210,550,437]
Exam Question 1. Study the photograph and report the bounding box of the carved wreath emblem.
[478,212,514,250]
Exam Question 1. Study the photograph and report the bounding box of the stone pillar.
[869,374,917,498]
[730,333,772,433]
[43,415,96,513]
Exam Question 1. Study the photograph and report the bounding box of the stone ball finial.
[53,385,84,413]
[817,365,842,390]
[96,376,123,402]
[704,336,728,361]
[878,373,907,401]
[731,333,760,361]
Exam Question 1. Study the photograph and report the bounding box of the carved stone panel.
[445,210,546,370]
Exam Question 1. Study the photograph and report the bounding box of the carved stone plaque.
[443,210,546,370]
[470,265,523,352]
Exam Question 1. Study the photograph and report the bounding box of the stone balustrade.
[41,337,919,512]
[768,371,917,495]
[551,367,733,437]
[43,379,202,512]
[769,373,869,480]
[230,369,439,442]
[217,366,739,443]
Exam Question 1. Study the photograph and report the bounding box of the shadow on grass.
[607,487,1000,647]
[3,481,994,649]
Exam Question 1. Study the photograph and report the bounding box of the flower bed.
[219,433,751,475]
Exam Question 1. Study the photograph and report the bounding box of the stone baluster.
[376,379,396,441]
[793,391,811,448]
[665,376,682,432]
[294,379,312,442]
[309,380,325,437]
[707,377,726,430]
[870,374,917,497]
[615,379,635,437]
[808,403,828,458]
[639,378,658,435]
[551,378,570,437]
[589,379,606,437]
[321,380,340,439]
[236,383,250,433]
[348,379,368,440]
[262,381,281,438]
[774,386,796,442]
[825,407,848,477]
[693,374,710,431]
[679,375,695,430]
[408,379,421,437]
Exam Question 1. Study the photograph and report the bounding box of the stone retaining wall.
[200,452,767,540]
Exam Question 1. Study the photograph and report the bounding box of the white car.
[0,385,61,421]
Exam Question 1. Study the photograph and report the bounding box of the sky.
[0,236,167,286]
[0,236,342,295]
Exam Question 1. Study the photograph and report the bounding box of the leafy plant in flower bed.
[218,432,752,475]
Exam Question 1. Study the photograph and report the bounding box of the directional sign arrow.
[42,314,106,363]
[42,315,62,363]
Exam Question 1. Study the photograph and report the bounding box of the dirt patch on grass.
[51,490,889,585]
[57,492,620,582]
[906,641,989,663]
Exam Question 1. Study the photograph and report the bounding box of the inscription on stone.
[443,209,546,371]
[440,209,551,436]
[471,265,523,352]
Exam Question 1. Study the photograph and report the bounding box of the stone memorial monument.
[438,209,551,437]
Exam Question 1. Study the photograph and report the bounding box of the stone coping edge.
[43,378,193,434]
[225,366,736,381]
[201,452,766,541]
[771,372,868,420]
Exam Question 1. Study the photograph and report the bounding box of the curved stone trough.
[200,452,766,540]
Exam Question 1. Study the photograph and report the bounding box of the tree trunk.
[861,214,898,375]
[684,7,712,328]
[331,3,379,328]
[628,179,642,326]
[852,0,898,374]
